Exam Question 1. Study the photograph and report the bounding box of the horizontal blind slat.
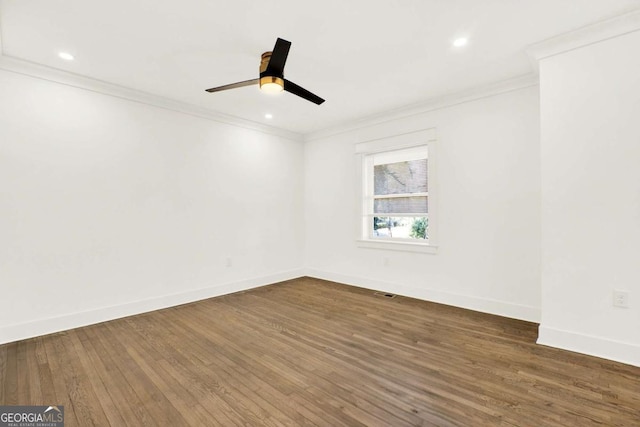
[373,196,428,214]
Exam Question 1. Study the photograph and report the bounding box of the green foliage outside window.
[410,217,428,239]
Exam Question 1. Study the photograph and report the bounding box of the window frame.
[355,128,438,254]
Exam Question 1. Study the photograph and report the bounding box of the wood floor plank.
[168,308,356,426]
[123,344,226,426]
[15,341,30,404]
[66,329,128,427]
[122,314,268,426]
[41,334,81,426]
[99,322,187,427]
[231,292,504,422]
[0,344,8,404]
[52,332,107,426]
[24,340,43,404]
[1,277,639,426]
[82,325,158,426]
[79,327,160,426]
[33,337,58,405]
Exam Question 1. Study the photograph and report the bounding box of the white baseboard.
[537,325,640,367]
[0,268,305,345]
[304,268,541,323]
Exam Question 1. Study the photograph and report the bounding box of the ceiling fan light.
[260,76,284,93]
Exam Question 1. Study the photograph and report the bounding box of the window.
[365,145,428,240]
[356,129,437,253]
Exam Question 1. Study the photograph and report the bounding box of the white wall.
[0,69,304,343]
[304,86,542,322]
[538,30,640,366]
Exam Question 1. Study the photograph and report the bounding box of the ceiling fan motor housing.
[259,51,284,91]
[259,52,272,74]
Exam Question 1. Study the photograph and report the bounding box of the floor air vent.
[374,292,397,299]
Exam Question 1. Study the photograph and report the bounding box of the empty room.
[1,1,639,426]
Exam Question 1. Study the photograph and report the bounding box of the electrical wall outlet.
[613,290,629,308]
[226,257,232,267]
[383,257,390,266]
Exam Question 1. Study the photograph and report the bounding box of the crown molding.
[527,8,640,72]
[0,54,303,142]
[0,50,536,145]
[304,73,539,142]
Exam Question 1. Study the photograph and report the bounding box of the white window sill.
[356,239,438,254]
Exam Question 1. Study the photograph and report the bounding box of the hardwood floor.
[1,277,639,426]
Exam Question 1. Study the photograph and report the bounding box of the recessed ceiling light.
[58,52,74,61]
[265,113,273,119]
[453,38,468,48]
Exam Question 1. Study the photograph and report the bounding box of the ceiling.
[1,0,638,134]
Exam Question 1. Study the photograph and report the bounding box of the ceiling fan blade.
[205,78,259,93]
[265,38,291,76]
[284,79,325,105]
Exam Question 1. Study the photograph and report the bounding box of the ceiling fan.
[205,38,325,105]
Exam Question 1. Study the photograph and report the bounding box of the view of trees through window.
[372,157,428,240]
[373,216,428,239]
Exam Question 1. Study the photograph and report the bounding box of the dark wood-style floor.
[1,278,639,426]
